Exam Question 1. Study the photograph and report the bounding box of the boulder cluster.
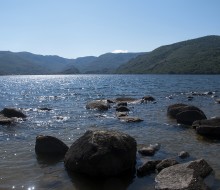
[35,129,214,189]
[168,103,220,138]
[86,96,156,123]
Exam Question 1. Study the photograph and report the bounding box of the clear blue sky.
[0,0,220,58]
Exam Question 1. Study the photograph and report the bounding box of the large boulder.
[86,100,110,111]
[35,135,69,156]
[155,159,213,190]
[193,118,220,138]
[1,108,27,118]
[167,104,206,125]
[64,130,137,177]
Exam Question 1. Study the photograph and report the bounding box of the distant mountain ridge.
[117,35,220,74]
[1,35,220,75]
[0,51,143,75]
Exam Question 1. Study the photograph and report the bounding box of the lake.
[0,74,220,190]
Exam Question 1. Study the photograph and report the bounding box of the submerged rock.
[155,159,213,190]
[64,130,137,177]
[86,100,110,111]
[38,107,52,111]
[193,118,220,138]
[0,108,27,118]
[35,135,69,156]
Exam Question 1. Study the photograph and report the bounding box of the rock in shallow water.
[155,159,213,190]
[86,100,110,111]
[35,135,69,156]
[0,108,27,118]
[193,118,220,138]
[167,104,206,125]
[64,130,137,177]
[0,114,13,124]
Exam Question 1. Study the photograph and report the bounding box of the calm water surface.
[0,75,220,190]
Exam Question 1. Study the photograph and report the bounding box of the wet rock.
[178,151,190,159]
[35,135,69,156]
[116,106,130,112]
[0,114,13,125]
[0,108,27,118]
[167,103,188,118]
[167,104,206,125]
[193,118,220,138]
[138,147,156,156]
[119,116,143,123]
[64,130,137,177]
[176,109,207,125]
[142,96,155,102]
[155,159,213,190]
[107,99,115,103]
[156,158,179,172]
[137,160,162,177]
[86,100,110,111]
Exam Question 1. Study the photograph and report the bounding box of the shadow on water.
[67,170,135,190]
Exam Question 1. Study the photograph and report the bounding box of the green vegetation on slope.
[116,35,220,74]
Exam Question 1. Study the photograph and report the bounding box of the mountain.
[117,35,220,74]
[0,51,79,75]
[65,53,144,74]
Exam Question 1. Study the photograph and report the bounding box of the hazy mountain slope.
[0,51,79,75]
[68,53,144,74]
[117,35,220,74]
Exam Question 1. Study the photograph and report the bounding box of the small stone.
[116,106,130,112]
[138,147,156,156]
[178,151,190,159]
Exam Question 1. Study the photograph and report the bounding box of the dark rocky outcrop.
[193,118,220,138]
[35,135,69,156]
[119,116,143,123]
[137,160,162,177]
[155,159,213,190]
[64,130,137,177]
[156,158,179,172]
[86,100,110,111]
[167,104,206,125]
[0,108,27,118]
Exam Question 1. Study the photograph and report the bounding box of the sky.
[0,0,220,59]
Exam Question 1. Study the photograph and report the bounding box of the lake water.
[0,74,220,190]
